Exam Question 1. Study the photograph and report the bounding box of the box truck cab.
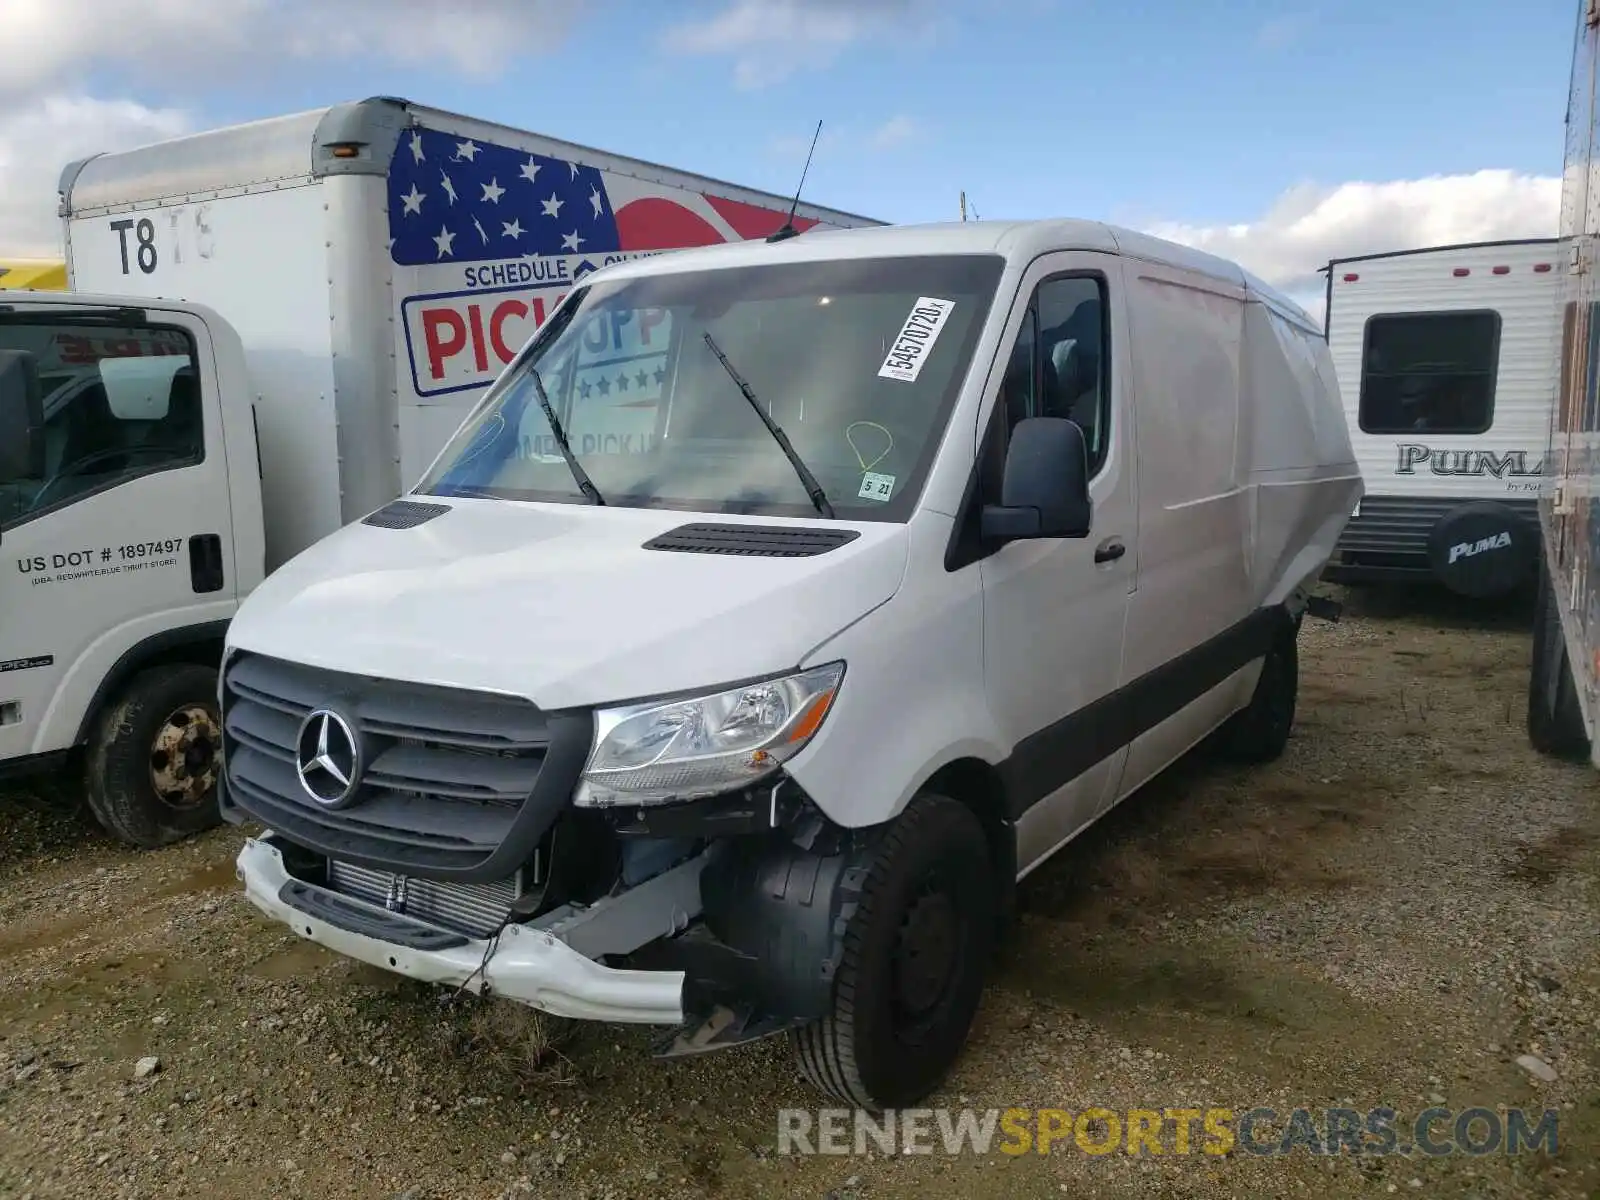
[211,219,1362,1110]
[0,97,876,848]
[1322,239,1561,599]
[0,294,264,846]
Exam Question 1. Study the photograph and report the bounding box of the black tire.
[1426,501,1538,599]
[84,662,224,849]
[1216,624,1298,764]
[790,793,996,1112]
[1527,565,1590,761]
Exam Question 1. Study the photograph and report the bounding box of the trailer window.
[1358,310,1500,435]
[0,319,203,528]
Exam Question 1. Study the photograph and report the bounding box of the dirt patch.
[0,582,1597,1200]
[1504,827,1599,886]
[1020,771,1381,927]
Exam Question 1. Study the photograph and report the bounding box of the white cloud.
[0,0,578,95]
[1255,13,1313,51]
[0,0,583,257]
[665,0,924,88]
[0,96,190,257]
[1143,170,1561,321]
[765,114,920,164]
[870,115,918,149]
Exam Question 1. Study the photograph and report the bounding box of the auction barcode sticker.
[877,297,957,384]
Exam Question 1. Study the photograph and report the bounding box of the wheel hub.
[892,886,960,1019]
[149,704,221,811]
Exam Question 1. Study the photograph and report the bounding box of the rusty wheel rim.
[148,704,221,811]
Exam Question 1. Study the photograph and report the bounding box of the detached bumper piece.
[238,835,690,1025]
[234,778,873,1053]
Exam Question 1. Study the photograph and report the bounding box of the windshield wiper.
[528,367,604,505]
[700,332,835,519]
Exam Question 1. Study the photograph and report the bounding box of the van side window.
[0,321,204,529]
[1036,277,1108,474]
[1358,310,1499,435]
[994,275,1110,477]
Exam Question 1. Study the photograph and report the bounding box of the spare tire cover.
[1426,501,1537,597]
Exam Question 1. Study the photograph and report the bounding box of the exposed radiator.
[327,860,519,939]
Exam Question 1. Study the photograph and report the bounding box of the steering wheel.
[31,444,182,510]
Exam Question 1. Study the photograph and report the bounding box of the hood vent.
[361,500,452,529]
[643,522,860,558]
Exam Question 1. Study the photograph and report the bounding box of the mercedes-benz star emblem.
[295,708,363,808]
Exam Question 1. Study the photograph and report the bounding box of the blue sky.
[0,0,1577,309]
[97,0,1574,226]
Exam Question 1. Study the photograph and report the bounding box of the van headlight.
[574,662,844,808]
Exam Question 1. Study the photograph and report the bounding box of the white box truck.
[203,217,1361,1109]
[1321,238,1562,599]
[0,97,880,847]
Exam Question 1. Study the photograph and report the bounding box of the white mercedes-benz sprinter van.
[220,220,1362,1110]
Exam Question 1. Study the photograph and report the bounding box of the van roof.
[585,218,1321,332]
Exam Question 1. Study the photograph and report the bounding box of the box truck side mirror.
[981,416,1093,542]
[0,348,44,488]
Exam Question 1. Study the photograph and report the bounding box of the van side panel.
[1239,301,1365,607]
[65,186,342,573]
[1115,265,1252,794]
[1122,265,1251,674]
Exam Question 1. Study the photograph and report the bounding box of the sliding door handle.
[1094,537,1125,564]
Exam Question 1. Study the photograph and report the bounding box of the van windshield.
[416,254,1006,520]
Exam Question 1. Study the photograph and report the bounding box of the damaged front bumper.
[236,834,695,1025]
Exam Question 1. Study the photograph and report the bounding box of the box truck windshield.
[418,254,1005,521]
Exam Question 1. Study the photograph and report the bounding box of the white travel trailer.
[1322,238,1562,598]
[194,218,1363,1110]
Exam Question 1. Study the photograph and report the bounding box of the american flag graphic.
[386,124,822,268]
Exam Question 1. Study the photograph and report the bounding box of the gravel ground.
[0,583,1596,1199]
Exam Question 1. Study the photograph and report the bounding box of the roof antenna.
[768,119,822,243]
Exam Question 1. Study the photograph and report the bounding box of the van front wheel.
[85,663,225,850]
[790,792,996,1112]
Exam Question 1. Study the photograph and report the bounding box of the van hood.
[227,498,909,710]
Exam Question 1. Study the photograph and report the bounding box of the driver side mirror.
[980,416,1092,542]
[0,348,45,485]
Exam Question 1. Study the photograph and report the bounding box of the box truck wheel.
[85,663,224,849]
[790,792,996,1111]
[1527,565,1591,761]
[1217,622,1298,764]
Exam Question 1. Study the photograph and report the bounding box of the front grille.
[221,651,591,882]
[1336,495,1538,567]
[327,860,518,939]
